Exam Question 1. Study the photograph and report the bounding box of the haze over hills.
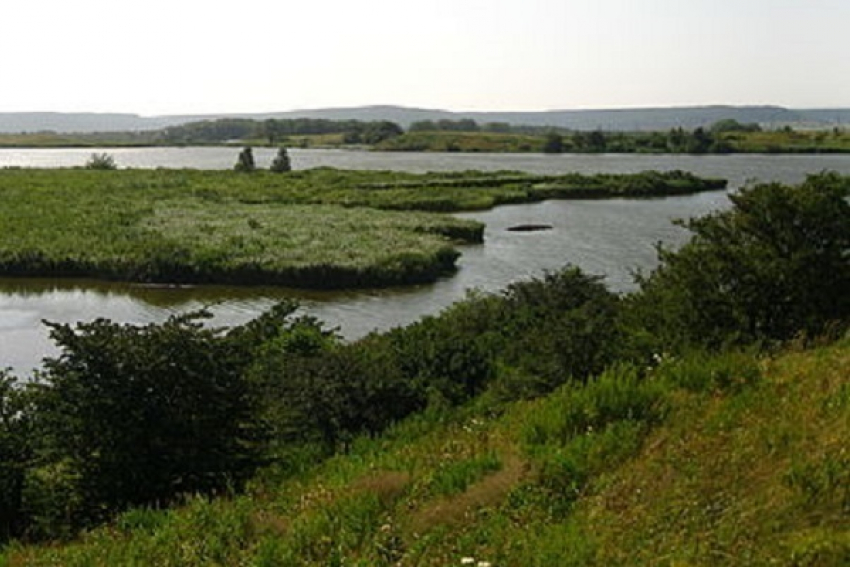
[0,105,848,134]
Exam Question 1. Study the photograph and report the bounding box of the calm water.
[2,149,849,375]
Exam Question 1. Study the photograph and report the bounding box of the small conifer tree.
[234,147,256,172]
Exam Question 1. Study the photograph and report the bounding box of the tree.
[263,119,281,145]
[270,147,292,173]
[629,173,850,350]
[409,120,437,132]
[587,130,607,152]
[710,118,761,133]
[361,121,404,144]
[542,132,564,154]
[687,127,714,153]
[234,146,256,172]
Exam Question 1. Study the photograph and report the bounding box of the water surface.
[2,150,849,374]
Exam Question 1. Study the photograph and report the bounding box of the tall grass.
[0,168,722,287]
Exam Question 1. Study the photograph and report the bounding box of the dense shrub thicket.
[629,171,849,350]
[0,173,846,543]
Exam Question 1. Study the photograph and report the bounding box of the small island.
[506,224,553,232]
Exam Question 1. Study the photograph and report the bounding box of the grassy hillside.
[2,339,846,566]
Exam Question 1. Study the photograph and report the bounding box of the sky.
[2,0,848,115]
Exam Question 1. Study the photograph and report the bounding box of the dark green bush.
[628,172,850,351]
[84,153,117,170]
[494,268,624,396]
[248,335,424,450]
[23,309,271,533]
[0,372,31,541]
[234,147,256,173]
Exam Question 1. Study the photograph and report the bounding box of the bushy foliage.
[13,308,293,536]
[84,152,117,170]
[233,146,255,172]
[542,132,564,153]
[0,372,31,541]
[251,339,422,450]
[269,147,291,173]
[710,118,761,133]
[243,266,619,455]
[493,268,623,396]
[629,172,850,350]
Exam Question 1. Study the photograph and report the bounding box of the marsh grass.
[0,168,721,287]
[0,169,486,287]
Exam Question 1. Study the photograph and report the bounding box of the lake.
[2,149,849,375]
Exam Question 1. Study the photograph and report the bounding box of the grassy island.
[0,168,725,288]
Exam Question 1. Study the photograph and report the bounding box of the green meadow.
[0,167,723,287]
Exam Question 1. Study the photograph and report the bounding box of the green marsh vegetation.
[0,172,847,564]
[0,167,723,287]
[377,123,850,154]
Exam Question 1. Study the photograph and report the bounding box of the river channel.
[2,149,849,375]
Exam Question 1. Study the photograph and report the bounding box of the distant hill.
[0,112,178,133]
[1,105,848,133]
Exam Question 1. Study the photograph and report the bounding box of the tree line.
[158,118,404,145]
[542,120,761,154]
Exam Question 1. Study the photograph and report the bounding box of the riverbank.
[0,168,724,288]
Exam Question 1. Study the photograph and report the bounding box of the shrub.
[84,153,117,170]
[269,147,292,173]
[495,268,623,396]
[0,371,31,542]
[234,147,255,172]
[249,335,425,451]
[25,309,270,532]
[629,172,850,351]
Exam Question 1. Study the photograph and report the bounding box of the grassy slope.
[4,339,847,566]
[0,168,721,287]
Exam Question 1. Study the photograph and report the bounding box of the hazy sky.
[3,0,848,115]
